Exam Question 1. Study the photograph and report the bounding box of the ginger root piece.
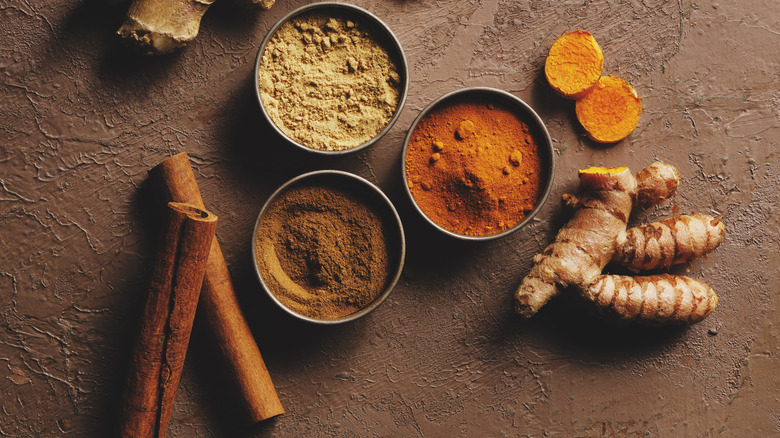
[545,30,604,100]
[583,274,718,324]
[514,166,637,318]
[117,0,276,55]
[614,214,725,271]
[575,76,642,143]
[118,0,214,55]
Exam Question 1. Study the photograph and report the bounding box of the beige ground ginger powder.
[258,11,402,151]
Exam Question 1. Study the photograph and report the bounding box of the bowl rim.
[251,170,406,324]
[400,86,556,241]
[253,2,409,156]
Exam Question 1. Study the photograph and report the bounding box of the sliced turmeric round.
[575,76,642,143]
[545,30,604,99]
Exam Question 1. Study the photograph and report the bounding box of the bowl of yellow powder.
[252,170,406,324]
[402,87,555,241]
[254,3,408,154]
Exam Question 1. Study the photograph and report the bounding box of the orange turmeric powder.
[545,30,604,99]
[575,76,642,143]
[404,95,546,237]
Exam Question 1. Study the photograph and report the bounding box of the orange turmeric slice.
[545,30,604,99]
[575,76,642,143]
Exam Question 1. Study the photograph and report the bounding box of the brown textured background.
[2,0,779,436]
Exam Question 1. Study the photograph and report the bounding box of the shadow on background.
[204,0,265,36]
[53,0,187,87]
[529,67,571,121]
[220,76,326,194]
[492,281,688,367]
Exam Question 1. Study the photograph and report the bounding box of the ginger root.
[118,0,275,55]
[117,0,214,55]
[514,162,724,325]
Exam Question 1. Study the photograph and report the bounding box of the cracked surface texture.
[1,0,779,436]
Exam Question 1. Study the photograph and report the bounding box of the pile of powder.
[258,10,402,151]
[255,180,395,320]
[405,96,547,236]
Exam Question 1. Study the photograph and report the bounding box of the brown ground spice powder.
[258,10,402,151]
[255,181,394,320]
[405,96,546,236]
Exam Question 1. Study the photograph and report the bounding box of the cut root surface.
[575,76,642,143]
[544,30,604,100]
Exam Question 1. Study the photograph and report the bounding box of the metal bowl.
[253,2,409,155]
[251,170,406,324]
[401,87,555,241]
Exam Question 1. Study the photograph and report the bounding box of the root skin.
[117,0,215,55]
[614,214,725,271]
[515,161,720,325]
[514,167,636,318]
[583,274,718,325]
[636,161,681,209]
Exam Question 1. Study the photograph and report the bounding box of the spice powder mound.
[258,10,402,151]
[255,181,395,320]
[405,96,547,236]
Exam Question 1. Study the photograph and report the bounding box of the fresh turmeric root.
[635,161,681,209]
[514,162,724,325]
[614,214,725,271]
[544,30,604,99]
[545,31,643,143]
[515,166,638,318]
[583,275,718,324]
[117,0,275,55]
[575,76,643,143]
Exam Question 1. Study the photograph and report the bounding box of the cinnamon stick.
[119,202,218,438]
[149,153,284,422]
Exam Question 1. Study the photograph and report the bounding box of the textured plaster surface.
[1,0,779,436]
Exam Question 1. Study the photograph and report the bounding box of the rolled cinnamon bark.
[149,153,284,422]
[119,202,218,437]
